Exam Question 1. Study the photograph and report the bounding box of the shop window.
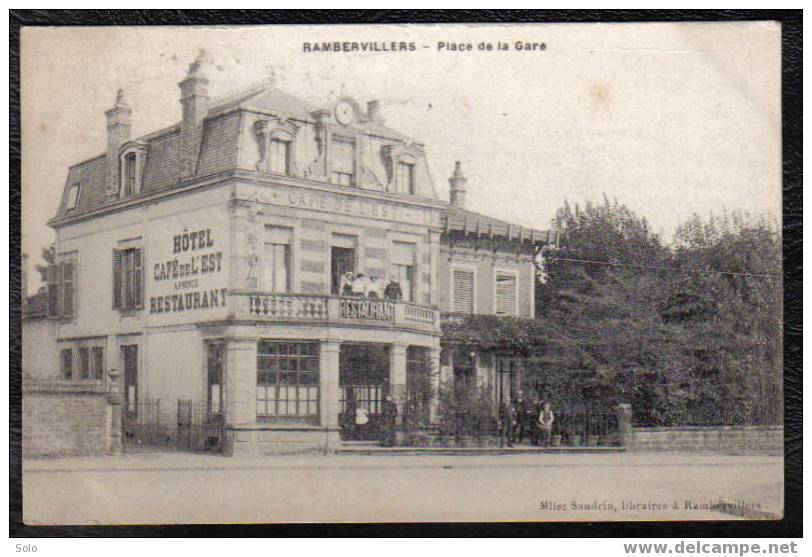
[495,272,517,316]
[66,182,81,210]
[257,341,320,419]
[406,346,431,425]
[269,138,291,175]
[47,257,76,319]
[60,348,73,380]
[396,161,415,194]
[264,226,292,293]
[113,247,144,311]
[331,138,355,186]
[452,268,474,314]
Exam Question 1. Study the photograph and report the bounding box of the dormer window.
[269,138,291,175]
[118,145,145,198]
[66,182,81,210]
[396,161,415,195]
[123,153,137,196]
[331,137,356,186]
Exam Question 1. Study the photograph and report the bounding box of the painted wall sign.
[339,298,395,321]
[149,226,227,315]
[256,184,438,226]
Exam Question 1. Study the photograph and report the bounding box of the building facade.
[29,56,550,455]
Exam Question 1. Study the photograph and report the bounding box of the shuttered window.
[452,269,474,314]
[495,272,517,316]
[113,247,144,311]
[60,261,75,318]
[47,264,59,318]
[47,257,76,319]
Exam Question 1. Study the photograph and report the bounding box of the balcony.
[230,291,440,334]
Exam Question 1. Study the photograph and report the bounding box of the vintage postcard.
[20,21,783,524]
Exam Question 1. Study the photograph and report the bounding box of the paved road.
[23,452,783,525]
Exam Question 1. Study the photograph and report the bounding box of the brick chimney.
[178,52,209,178]
[179,52,209,129]
[448,161,467,208]
[105,89,132,197]
[367,100,383,123]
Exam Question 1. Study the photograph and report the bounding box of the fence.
[123,399,173,451]
[632,402,783,428]
[176,399,227,453]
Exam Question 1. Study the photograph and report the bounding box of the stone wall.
[23,380,114,458]
[631,426,783,454]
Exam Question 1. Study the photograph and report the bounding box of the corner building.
[43,57,550,455]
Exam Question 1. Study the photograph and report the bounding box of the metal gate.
[123,399,173,451]
[176,399,226,453]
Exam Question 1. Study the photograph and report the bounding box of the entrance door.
[339,344,390,440]
[331,246,355,295]
[121,345,138,443]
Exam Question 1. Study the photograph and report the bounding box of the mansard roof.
[51,81,419,223]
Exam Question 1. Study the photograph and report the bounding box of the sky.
[21,22,781,292]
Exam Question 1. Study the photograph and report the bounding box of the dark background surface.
[9,9,802,538]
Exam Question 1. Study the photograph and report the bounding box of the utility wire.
[546,256,780,279]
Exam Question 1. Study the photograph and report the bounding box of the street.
[23,452,783,525]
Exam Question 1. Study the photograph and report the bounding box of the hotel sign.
[149,227,227,314]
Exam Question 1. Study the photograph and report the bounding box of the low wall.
[23,380,114,458]
[631,426,783,453]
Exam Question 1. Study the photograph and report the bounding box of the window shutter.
[61,261,75,318]
[112,249,122,309]
[133,248,143,308]
[452,269,474,314]
[47,264,59,318]
[496,273,517,316]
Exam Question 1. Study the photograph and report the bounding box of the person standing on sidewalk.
[538,401,555,447]
[381,394,398,447]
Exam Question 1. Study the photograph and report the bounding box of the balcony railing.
[231,291,440,333]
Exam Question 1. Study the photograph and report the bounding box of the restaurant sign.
[149,227,227,314]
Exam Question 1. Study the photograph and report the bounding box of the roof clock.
[334,100,355,126]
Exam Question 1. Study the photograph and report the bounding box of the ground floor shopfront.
[133,317,441,455]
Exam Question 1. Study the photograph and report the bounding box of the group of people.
[498,393,555,447]
[340,272,403,301]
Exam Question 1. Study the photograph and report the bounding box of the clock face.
[335,101,354,125]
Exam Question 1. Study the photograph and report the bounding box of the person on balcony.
[351,273,368,297]
[538,401,555,447]
[340,271,355,296]
[384,275,403,301]
[367,276,383,300]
